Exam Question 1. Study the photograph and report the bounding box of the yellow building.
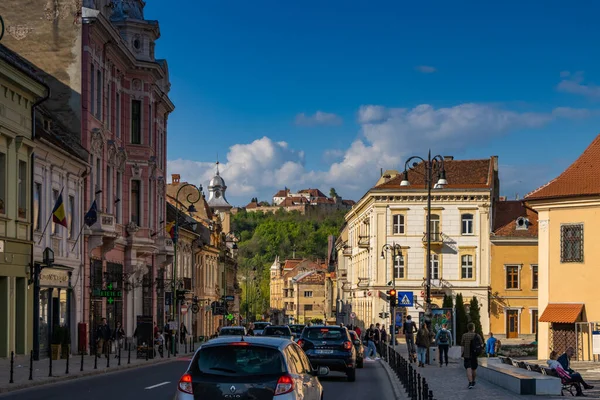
[524,134,600,360]
[490,200,538,340]
[0,45,48,357]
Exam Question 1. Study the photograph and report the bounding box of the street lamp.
[171,183,203,354]
[381,244,403,345]
[399,150,447,331]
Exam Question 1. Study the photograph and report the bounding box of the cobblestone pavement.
[0,343,197,394]
[389,343,565,399]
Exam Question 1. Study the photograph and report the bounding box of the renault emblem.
[230,386,236,393]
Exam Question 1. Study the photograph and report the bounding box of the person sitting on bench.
[558,347,594,391]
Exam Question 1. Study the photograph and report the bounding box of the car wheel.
[357,357,364,368]
[347,367,356,382]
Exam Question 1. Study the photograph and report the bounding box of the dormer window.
[133,39,141,50]
[516,217,529,230]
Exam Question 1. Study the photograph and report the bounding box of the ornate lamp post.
[381,243,403,345]
[171,183,202,354]
[400,150,447,330]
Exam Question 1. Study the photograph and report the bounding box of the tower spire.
[216,154,220,175]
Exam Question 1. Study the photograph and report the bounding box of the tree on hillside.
[455,293,468,344]
[329,188,339,198]
[469,296,484,341]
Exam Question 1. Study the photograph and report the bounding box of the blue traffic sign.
[397,291,414,307]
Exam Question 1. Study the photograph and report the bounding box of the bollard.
[118,345,121,366]
[107,349,110,368]
[428,389,434,400]
[48,354,53,377]
[65,350,69,375]
[191,337,194,352]
[9,351,14,383]
[167,341,170,358]
[145,344,149,361]
[185,338,188,353]
[94,352,98,370]
[127,342,131,365]
[29,350,33,380]
[80,350,84,372]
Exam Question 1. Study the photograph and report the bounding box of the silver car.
[175,336,329,400]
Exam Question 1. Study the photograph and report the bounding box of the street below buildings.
[0,357,398,400]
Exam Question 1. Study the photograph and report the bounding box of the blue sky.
[147,0,600,206]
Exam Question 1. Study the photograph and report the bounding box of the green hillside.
[231,208,346,321]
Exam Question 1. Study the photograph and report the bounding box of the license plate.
[315,349,333,354]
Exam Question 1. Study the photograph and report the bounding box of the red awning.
[539,303,584,323]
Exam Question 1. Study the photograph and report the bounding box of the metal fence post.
[65,351,69,374]
[80,350,84,371]
[9,351,14,383]
[127,342,131,365]
[29,350,33,380]
[48,354,53,377]
[94,352,97,370]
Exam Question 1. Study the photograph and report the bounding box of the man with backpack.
[460,322,483,389]
[435,323,452,367]
[403,315,417,363]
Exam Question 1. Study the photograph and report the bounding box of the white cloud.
[295,111,343,126]
[557,71,600,98]
[415,65,437,74]
[169,103,597,206]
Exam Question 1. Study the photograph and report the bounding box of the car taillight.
[178,373,193,394]
[343,341,352,350]
[275,374,294,395]
[297,339,305,348]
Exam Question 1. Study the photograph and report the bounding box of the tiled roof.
[283,259,303,271]
[525,134,600,201]
[298,188,327,198]
[342,199,356,205]
[539,303,584,323]
[245,201,259,209]
[273,189,289,197]
[375,157,496,190]
[492,200,538,238]
[280,197,309,206]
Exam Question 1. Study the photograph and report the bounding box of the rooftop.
[374,157,497,190]
[492,200,538,238]
[525,134,600,201]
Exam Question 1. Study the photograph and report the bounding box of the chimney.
[444,156,454,161]
[380,168,383,177]
[172,174,180,184]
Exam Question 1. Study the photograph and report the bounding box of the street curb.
[379,359,408,400]
[0,354,192,395]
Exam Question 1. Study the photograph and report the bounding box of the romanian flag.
[166,221,176,239]
[52,191,68,228]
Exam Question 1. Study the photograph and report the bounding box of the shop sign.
[40,268,69,288]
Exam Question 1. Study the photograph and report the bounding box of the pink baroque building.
[81,0,174,350]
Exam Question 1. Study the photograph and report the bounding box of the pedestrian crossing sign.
[397,291,414,307]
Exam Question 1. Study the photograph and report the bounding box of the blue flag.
[84,200,98,227]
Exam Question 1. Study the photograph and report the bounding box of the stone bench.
[477,358,562,395]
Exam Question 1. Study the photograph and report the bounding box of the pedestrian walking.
[112,322,125,358]
[486,332,497,357]
[380,326,388,355]
[96,318,111,359]
[403,315,417,363]
[364,324,379,360]
[415,323,430,367]
[461,322,483,389]
[374,323,382,356]
[179,322,188,344]
[434,323,452,366]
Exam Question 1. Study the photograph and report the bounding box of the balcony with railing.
[422,232,444,246]
[357,235,370,249]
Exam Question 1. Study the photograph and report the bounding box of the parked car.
[218,326,247,337]
[175,336,329,400]
[289,324,305,341]
[297,325,357,382]
[253,321,271,336]
[349,330,364,368]
[263,325,294,340]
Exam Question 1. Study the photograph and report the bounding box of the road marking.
[145,381,171,390]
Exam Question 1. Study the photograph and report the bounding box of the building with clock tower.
[207,162,233,217]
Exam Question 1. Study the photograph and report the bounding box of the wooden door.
[506,310,519,338]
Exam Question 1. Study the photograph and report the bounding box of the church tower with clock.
[207,161,233,214]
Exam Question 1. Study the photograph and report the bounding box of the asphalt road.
[0,357,396,400]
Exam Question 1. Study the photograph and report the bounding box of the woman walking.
[416,323,430,367]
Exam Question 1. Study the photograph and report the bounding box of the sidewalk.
[0,343,197,394]
[389,343,560,399]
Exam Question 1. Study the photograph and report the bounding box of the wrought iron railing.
[383,344,436,400]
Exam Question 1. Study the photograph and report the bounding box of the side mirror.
[353,340,361,346]
[317,366,329,377]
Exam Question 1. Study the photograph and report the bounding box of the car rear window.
[220,328,244,335]
[196,345,285,376]
[305,328,345,340]
[254,323,270,329]
[264,327,291,335]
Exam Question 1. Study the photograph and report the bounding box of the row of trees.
[442,293,484,343]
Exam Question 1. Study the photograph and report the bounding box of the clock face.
[215,190,221,198]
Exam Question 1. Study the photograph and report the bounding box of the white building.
[33,107,89,355]
[344,157,499,333]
